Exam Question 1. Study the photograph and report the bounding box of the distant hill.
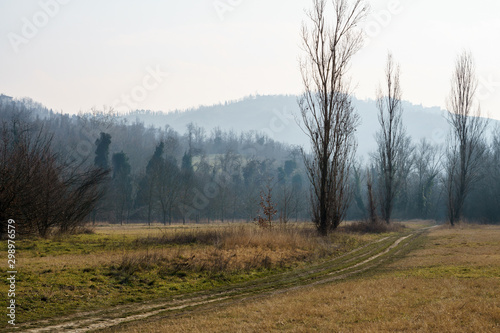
[4,93,495,158]
[119,95,456,158]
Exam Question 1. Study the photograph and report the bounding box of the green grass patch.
[6,259,287,324]
[17,234,140,258]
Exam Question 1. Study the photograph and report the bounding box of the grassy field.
[105,223,500,333]
[1,222,383,327]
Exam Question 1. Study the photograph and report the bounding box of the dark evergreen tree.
[94,132,112,169]
[284,160,297,177]
[181,151,194,175]
[91,132,112,223]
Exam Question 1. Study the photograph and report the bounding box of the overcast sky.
[1,0,499,119]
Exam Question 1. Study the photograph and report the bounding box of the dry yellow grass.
[110,224,500,333]
[19,224,376,275]
[3,223,382,326]
[392,223,500,270]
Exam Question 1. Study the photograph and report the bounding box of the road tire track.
[16,227,432,333]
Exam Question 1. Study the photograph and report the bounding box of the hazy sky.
[1,0,499,119]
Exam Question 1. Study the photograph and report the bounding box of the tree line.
[1,1,499,237]
[299,0,500,235]
[0,96,310,237]
[0,79,498,240]
[91,129,308,226]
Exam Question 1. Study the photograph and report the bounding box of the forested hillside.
[1,93,499,236]
[118,94,454,158]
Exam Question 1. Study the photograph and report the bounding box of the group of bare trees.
[300,0,495,233]
[0,107,108,238]
[371,51,490,227]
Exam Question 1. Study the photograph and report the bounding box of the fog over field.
[1,0,499,331]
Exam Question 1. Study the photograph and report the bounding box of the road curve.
[16,226,432,333]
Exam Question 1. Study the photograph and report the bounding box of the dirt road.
[16,226,433,333]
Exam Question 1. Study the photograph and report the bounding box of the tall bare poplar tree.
[299,0,367,235]
[374,53,413,224]
[445,51,488,226]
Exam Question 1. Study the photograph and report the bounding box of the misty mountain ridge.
[118,94,459,158]
[3,93,496,159]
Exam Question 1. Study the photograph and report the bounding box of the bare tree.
[157,155,181,225]
[413,139,441,219]
[365,169,378,225]
[445,51,489,226]
[299,0,367,235]
[490,128,500,221]
[374,53,413,224]
[350,162,364,216]
[254,180,277,229]
[214,150,240,223]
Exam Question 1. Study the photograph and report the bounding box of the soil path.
[16,226,434,333]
